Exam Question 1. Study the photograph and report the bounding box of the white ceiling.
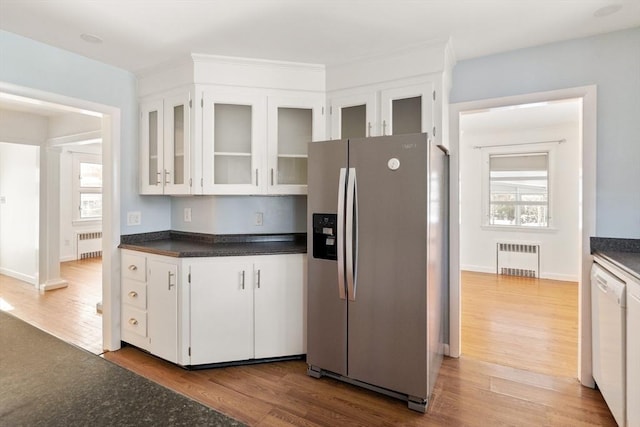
[0,0,638,74]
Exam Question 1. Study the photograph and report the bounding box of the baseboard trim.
[40,278,68,292]
[460,265,578,282]
[0,267,37,285]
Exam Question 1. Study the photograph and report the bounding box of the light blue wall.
[0,30,171,234]
[171,196,307,234]
[451,27,640,238]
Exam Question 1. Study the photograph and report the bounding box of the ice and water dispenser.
[312,213,337,260]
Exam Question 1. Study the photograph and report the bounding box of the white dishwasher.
[591,261,626,427]
[628,277,640,427]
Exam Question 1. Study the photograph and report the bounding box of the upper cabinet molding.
[325,38,456,92]
[138,54,326,97]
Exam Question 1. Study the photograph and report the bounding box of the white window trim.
[481,142,557,230]
[72,152,102,225]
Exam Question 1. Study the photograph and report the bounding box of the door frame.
[448,85,597,387]
[0,81,121,351]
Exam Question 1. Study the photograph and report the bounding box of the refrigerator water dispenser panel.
[313,213,338,260]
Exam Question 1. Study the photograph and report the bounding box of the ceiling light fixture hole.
[593,4,623,17]
[80,33,103,44]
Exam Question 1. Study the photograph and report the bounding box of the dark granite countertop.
[591,237,640,281]
[1,310,244,427]
[119,231,307,258]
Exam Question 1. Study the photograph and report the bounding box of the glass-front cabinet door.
[267,95,324,195]
[380,82,434,137]
[202,91,266,194]
[139,91,191,195]
[163,92,191,195]
[140,99,164,194]
[329,92,377,139]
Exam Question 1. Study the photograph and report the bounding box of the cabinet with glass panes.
[139,90,192,195]
[200,89,323,195]
[328,80,438,141]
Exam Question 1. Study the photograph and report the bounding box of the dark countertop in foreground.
[0,310,243,427]
[119,231,307,257]
[591,237,640,281]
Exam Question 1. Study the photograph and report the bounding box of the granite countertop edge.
[119,231,307,258]
[591,237,640,281]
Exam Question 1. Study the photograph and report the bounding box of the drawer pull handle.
[129,318,138,326]
[128,291,138,298]
[128,265,138,271]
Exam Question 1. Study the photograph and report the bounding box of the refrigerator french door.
[307,133,447,412]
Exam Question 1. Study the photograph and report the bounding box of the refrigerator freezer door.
[347,133,433,399]
[307,139,348,376]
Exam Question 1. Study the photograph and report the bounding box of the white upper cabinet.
[199,90,323,195]
[201,90,266,194]
[267,95,324,195]
[380,82,434,137]
[329,92,377,140]
[138,43,453,195]
[326,39,454,146]
[140,90,192,195]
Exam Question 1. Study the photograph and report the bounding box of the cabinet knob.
[129,318,138,326]
[128,265,138,271]
[128,291,138,298]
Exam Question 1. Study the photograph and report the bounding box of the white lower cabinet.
[121,250,306,366]
[189,257,255,364]
[188,254,306,365]
[253,255,305,358]
[147,259,179,364]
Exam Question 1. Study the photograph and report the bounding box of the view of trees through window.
[489,152,548,227]
[79,161,102,219]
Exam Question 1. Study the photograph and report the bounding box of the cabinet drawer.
[123,252,146,282]
[122,279,147,310]
[122,305,147,338]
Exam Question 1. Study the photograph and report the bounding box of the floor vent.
[497,243,539,278]
[77,231,102,260]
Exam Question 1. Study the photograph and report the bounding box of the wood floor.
[1,264,615,425]
[461,270,579,378]
[0,258,103,354]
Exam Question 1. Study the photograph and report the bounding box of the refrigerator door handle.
[337,168,347,300]
[346,167,358,301]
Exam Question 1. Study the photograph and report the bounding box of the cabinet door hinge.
[322,106,325,115]
[433,90,436,101]
[201,177,203,187]
[189,99,192,108]
[329,106,332,115]
[189,178,192,187]
[201,98,203,108]
[188,266,191,284]
[188,347,191,356]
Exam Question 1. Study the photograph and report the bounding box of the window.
[73,153,102,222]
[487,152,549,227]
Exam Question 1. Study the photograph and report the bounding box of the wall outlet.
[184,207,192,222]
[127,211,142,226]
[255,212,264,226]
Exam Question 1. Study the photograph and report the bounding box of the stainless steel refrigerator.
[306,133,448,412]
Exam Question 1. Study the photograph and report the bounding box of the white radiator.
[496,242,539,278]
[77,231,102,260]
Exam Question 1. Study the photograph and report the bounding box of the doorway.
[0,84,121,353]
[448,86,597,387]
